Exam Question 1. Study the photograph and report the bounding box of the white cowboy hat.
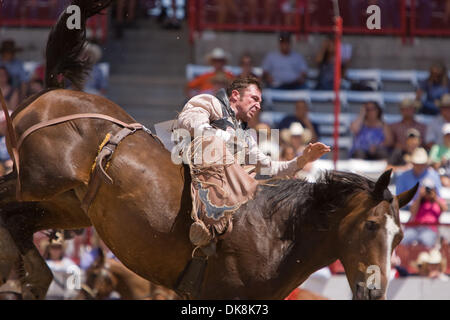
[206,48,229,63]
[410,148,429,165]
[442,123,450,135]
[426,249,443,264]
[289,122,304,136]
[406,128,421,138]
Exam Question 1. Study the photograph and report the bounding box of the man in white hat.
[425,93,450,149]
[186,48,235,98]
[389,98,426,151]
[395,147,442,207]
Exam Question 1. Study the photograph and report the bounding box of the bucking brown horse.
[0,0,418,300]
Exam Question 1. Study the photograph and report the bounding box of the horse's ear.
[397,183,419,208]
[374,169,393,197]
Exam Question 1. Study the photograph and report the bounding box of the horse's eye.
[365,221,379,231]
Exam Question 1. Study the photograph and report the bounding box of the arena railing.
[188,0,304,43]
[0,1,109,44]
[410,0,450,37]
[304,0,407,37]
[189,0,450,42]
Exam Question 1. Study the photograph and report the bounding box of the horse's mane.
[257,171,377,239]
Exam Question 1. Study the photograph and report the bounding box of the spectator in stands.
[24,79,44,99]
[430,123,450,187]
[280,144,296,161]
[387,128,421,172]
[237,53,259,80]
[277,100,319,143]
[81,43,108,96]
[43,233,79,300]
[417,62,450,115]
[414,249,449,281]
[314,35,352,91]
[0,40,27,99]
[425,93,450,149]
[217,0,240,24]
[350,101,393,160]
[403,178,447,248]
[0,67,19,110]
[248,0,276,25]
[114,0,137,38]
[186,48,235,98]
[161,0,185,29]
[280,122,312,157]
[396,148,442,209]
[389,98,427,150]
[262,32,308,90]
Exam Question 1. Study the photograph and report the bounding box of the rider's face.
[233,85,262,122]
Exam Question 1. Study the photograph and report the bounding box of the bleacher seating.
[185,64,439,156]
[24,61,110,83]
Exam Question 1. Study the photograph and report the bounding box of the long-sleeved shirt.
[176,93,299,177]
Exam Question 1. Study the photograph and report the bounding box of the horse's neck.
[250,201,341,298]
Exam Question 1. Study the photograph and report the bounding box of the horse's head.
[336,170,417,300]
[82,249,118,300]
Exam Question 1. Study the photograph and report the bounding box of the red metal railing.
[189,0,304,43]
[189,0,450,43]
[304,0,407,36]
[410,0,450,37]
[0,0,110,43]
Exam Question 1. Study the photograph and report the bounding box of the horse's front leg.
[19,243,53,300]
[1,204,53,300]
[0,224,21,286]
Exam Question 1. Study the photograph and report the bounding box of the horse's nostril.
[354,282,367,300]
[368,288,384,300]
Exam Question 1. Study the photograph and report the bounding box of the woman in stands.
[416,62,450,115]
[350,101,393,160]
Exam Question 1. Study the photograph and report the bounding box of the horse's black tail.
[44,0,113,90]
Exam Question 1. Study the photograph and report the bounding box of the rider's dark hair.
[226,76,262,97]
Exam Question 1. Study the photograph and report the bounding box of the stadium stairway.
[103,18,190,129]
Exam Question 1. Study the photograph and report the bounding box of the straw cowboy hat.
[280,122,313,146]
[206,48,230,64]
[426,249,443,265]
[436,94,450,108]
[0,39,23,54]
[400,98,421,109]
[39,231,66,253]
[410,147,429,165]
[414,249,443,267]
